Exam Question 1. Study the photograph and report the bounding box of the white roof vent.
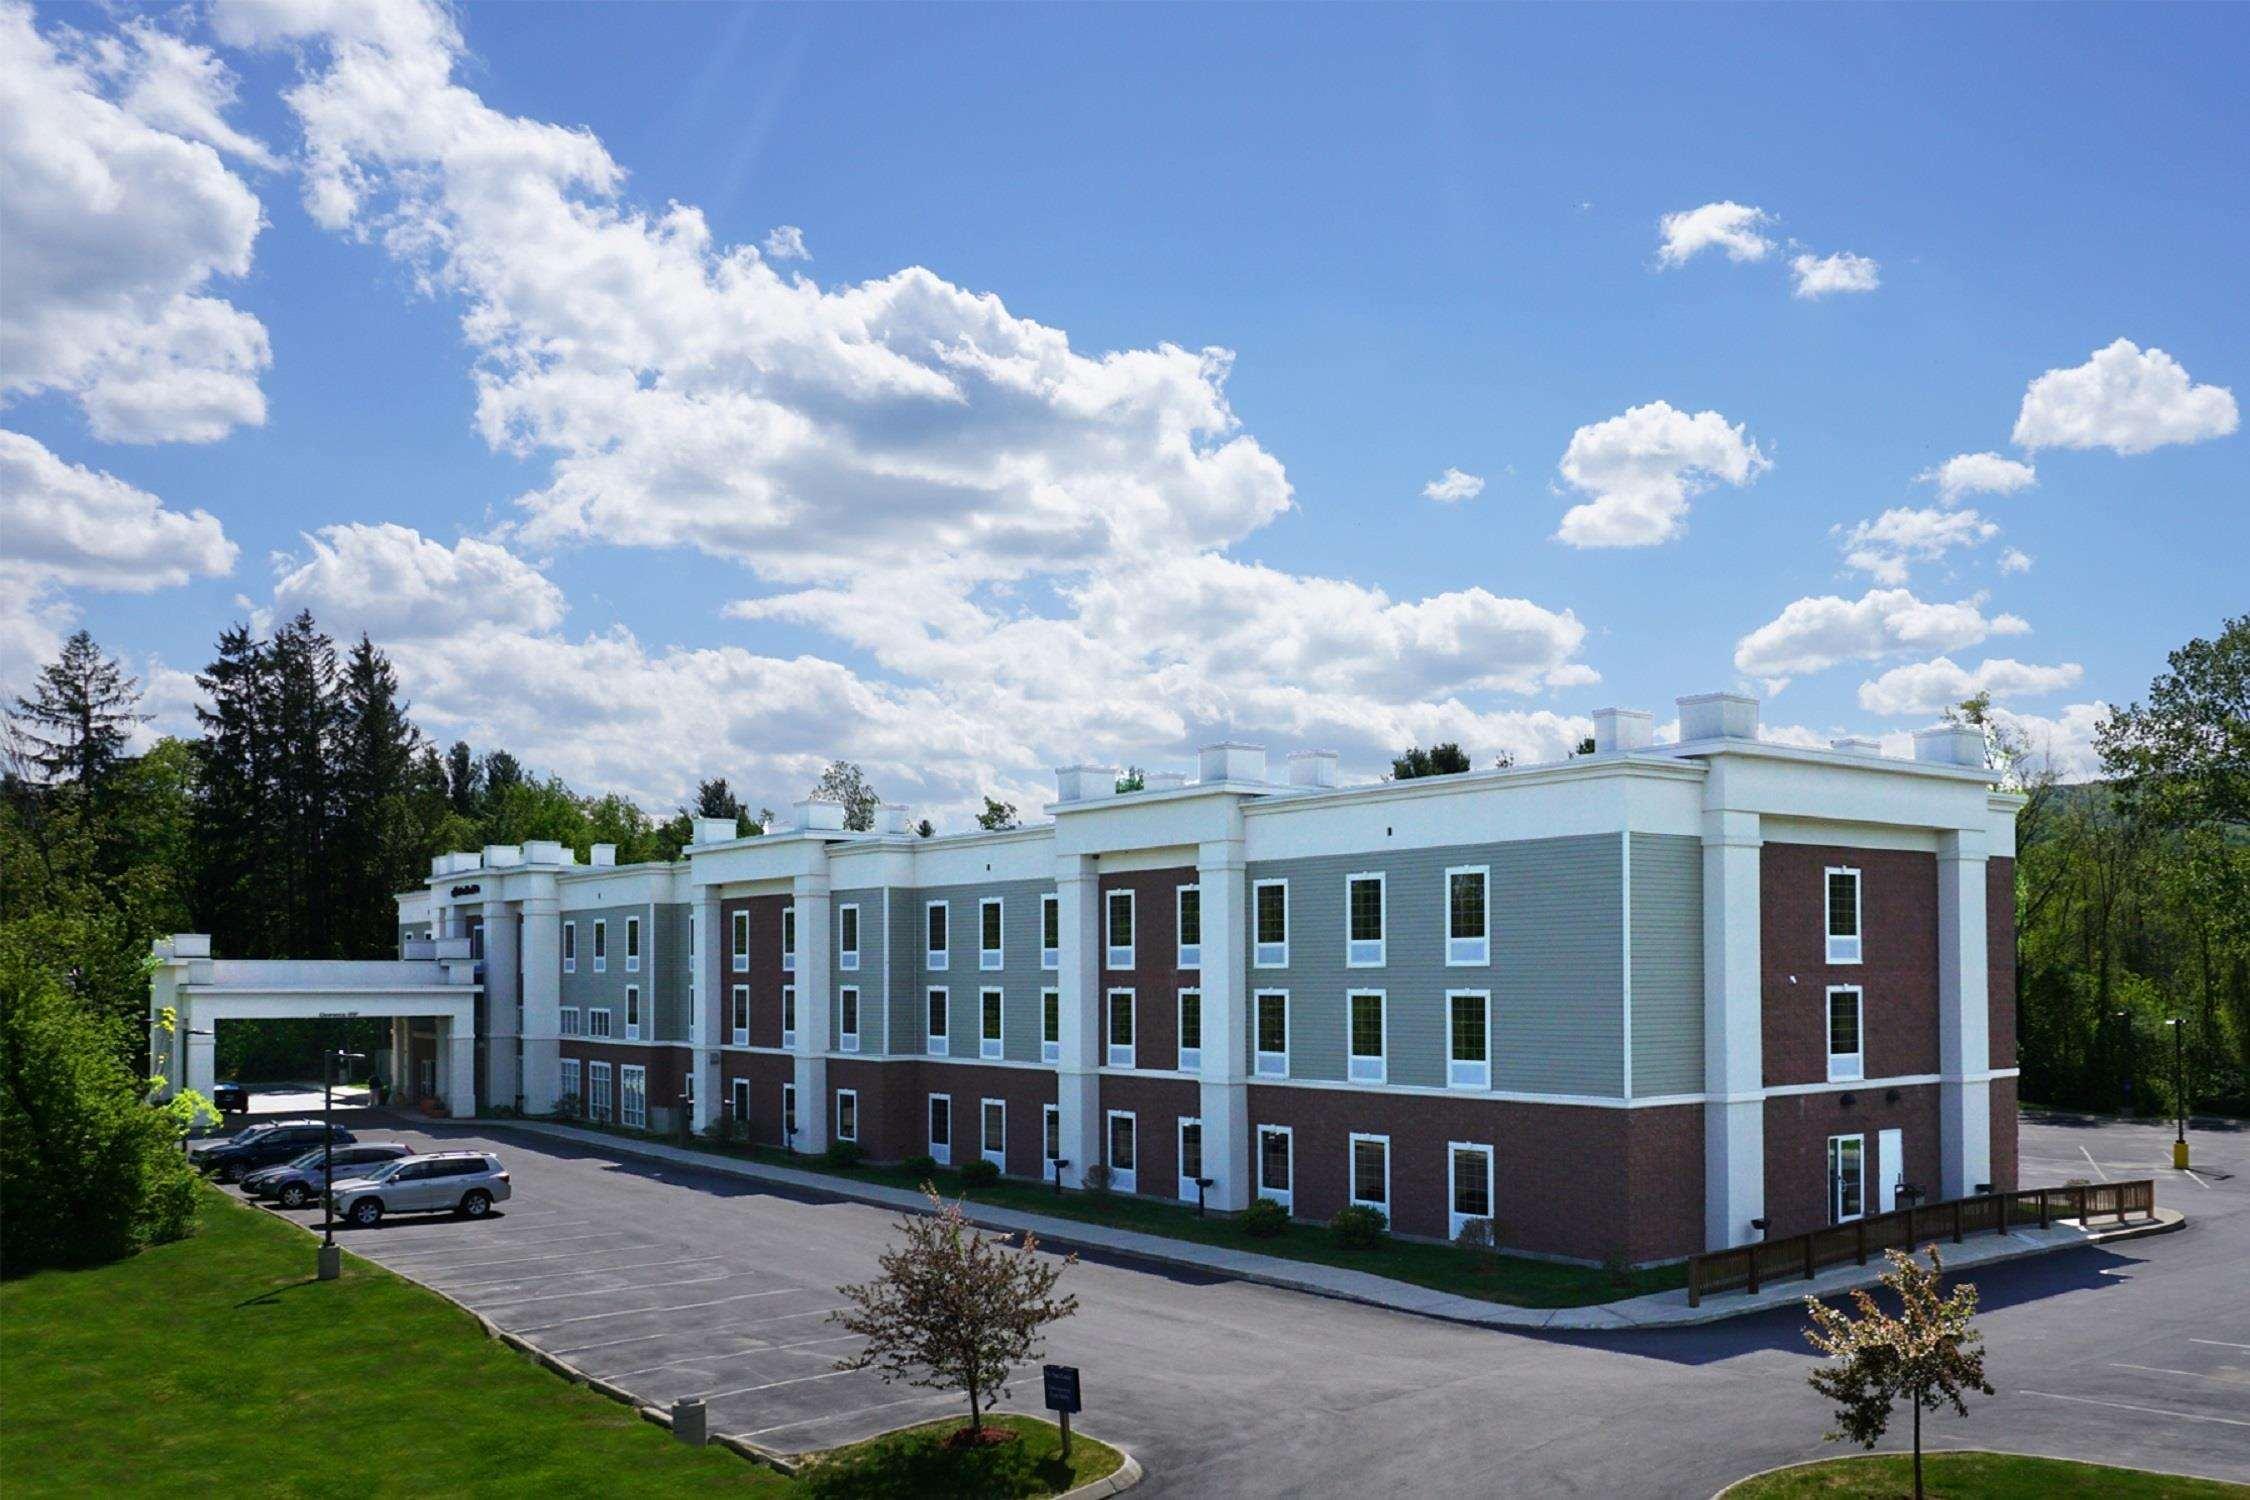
[1054,765,1120,802]
[589,843,618,866]
[482,844,522,869]
[1286,749,1339,787]
[690,817,738,846]
[1676,693,1759,742]
[1913,724,1988,768]
[1829,736,1882,756]
[1199,742,1267,784]
[1143,770,1188,791]
[796,797,847,833]
[875,803,913,835]
[1591,709,1654,754]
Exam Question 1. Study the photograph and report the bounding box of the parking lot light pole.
[319,1048,367,1281]
[2166,1017,2189,1169]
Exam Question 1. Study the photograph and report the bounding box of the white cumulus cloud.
[2012,338,2238,455]
[1733,587,2030,691]
[1790,250,1880,299]
[1553,400,1769,547]
[1915,451,2036,506]
[267,523,568,641]
[1997,546,2033,575]
[1656,201,1775,267]
[1855,655,2084,716]
[1833,506,1999,584]
[1422,467,1484,503]
[762,224,809,261]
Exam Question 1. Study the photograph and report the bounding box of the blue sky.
[4,2,2244,821]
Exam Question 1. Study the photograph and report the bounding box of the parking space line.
[2110,1362,2250,1385]
[547,1331,667,1356]
[378,1230,634,1259]
[2019,1390,2250,1427]
[395,1241,661,1273]
[472,1270,738,1307]
[735,1390,975,1441]
[443,1256,716,1291]
[696,1366,862,1400]
[514,1288,801,1333]
[2190,1339,2250,1352]
[2079,1146,2109,1182]
[604,1332,861,1382]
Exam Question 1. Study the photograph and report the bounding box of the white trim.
[731,910,749,973]
[1104,1108,1138,1194]
[592,918,607,973]
[980,986,1004,1060]
[558,1056,582,1107]
[1042,1103,1060,1166]
[925,900,949,969]
[1176,883,1202,969]
[1447,1140,1494,1239]
[623,984,642,1042]
[1346,989,1386,1084]
[624,915,642,974]
[1176,1115,1204,1203]
[1825,866,1863,965]
[1447,989,1490,1090]
[587,1059,613,1122]
[1176,986,1202,1073]
[1105,887,1135,970]
[588,1007,614,1039]
[728,1075,749,1127]
[1444,864,1490,967]
[559,1005,582,1038]
[781,905,796,974]
[1345,870,1387,967]
[1106,987,1135,1069]
[1255,1122,1294,1210]
[1254,988,1289,1078]
[1252,878,1289,968]
[1040,986,1060,1064]
[1040,892,1060,971]
[563,920,577,974]
[1347,1131,1390,1213]
[839,985,860,1053]
[780,983,797,1051]
[927,1092,952,1165]
[925,985,949,1056]
[1826,984,1864,1082]
[780,1082,798,1141]
[980,1096,1006,1169]
[834,1087,858,1143]
[1829,1131,1866,1222]
[980,896,1004,971]
[620,1063,647,1129]
[838,903,860,972]
[1620,830,1632,1101]
[729,985,748,1047]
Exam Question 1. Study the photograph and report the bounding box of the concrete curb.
[1061,1450,1142,1498]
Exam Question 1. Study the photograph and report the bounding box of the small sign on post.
[1043,1363,1082,1458]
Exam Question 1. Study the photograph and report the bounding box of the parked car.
[242,1142,412,1209]
[190,1120,355,1183]
[211,1081,249,1114]
[328,1152,512,1227]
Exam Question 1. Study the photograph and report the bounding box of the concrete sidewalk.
[484,1117,2183,1330]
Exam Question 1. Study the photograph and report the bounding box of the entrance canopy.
[149,935,483,1120]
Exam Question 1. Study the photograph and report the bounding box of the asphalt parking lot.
[249,1109,2250,1495]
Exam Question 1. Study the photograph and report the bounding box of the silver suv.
[243,1142,412,1208]
[327,1152,512,1227]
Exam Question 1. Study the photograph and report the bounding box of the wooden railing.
[1686,1179,2156,1307]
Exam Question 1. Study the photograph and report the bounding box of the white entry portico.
[148,935,482,1120]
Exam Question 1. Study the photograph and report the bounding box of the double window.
[926,902,949,968]
[1827,986,1863,1082]
[1041,988,1060,1064]
[927,1094,952,1165]
[588,1008,613,1039]
[1346,873,1386,967]
[1446,866,1489,966]
[592,919,607,973]
[1349,1133,1390,1212]
[1257,1124,1293,1210]
[559,1006,582,1037]
[840,987,860,1053]
[1106,989,1135,1069]
[563,921,577,974]
[835,1088,858,1143]
[1347,991,1386,1083]
[1253,880,1288,967]
[1448,991,1491,1090]
[623,985,642,1042]
[1254,991,1289,1077]
[981,988,1004,1059]
[981,1099,1007,1169]
[980,898,1004,971]
[1176,885,1201,968]
[559,1057,581,1108]
[1829,1133,1865,1223]
[1448,1142,1494,1239]
[1040,893,1060,970]
[781,906,796,974]
[926,987,949,1055]
[620,1064,647,1129]
[1105,889,1134,969]
[731,911,749,973]
[839,905,860,971]
[624,916,641,974]
[781,984,797,1050]
[1177,988,1202,1072]
[729,985,748,1046]
[1826,867,1862,965]
[587,1060,613,1122]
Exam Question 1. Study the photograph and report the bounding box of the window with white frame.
[980,897,1004,970]
[1827,986,1863,1082]
[1446,866,1490,966]
[926,902,949,968]
[840,987,860,1052]
[624,985,642,1041]
[731,910,748,972]
[588,1007,614,1038]
[1041,988,1060,1063]
[781,905,796,973]
[981,1098,1006,1169]
[587,1060,613,1122]
[927,1093,952,1165]
[592,919,607,973]
[1105,889,1134,969]
[1176,885,1201,968]
[1448,1141,1494,1238]
[1107,989,1135,1068]
[1347,991,1386,1083]
[926,987,949,1055]
[779,984,797,1048]
[781,1083,797,1140]
[559,1057,581,1111]
[1254,991,1288,1077]
[563,921,577,973]
[729,1077,749,1127]
[1829,1133,1865,1222]
[835,1088,857,1143]
[1448,991,1491,1089]
[1826,867,1862,964]
[1253,879,1288,967]
[620,1064,647,1129]
[625,915,641,973]
[559,1006,582,1037]
[1040,893,1059,970]
[1042,1103,1060,1166]
[1176,1117,1204,1202]
[1177,988,1202,1071]
[730,985,748,1045]
[1346,873,1386,966]
[975,987,1002,1059]
[1349,1133,1390,1212]
[839,905,860,971]
[1257,1124,1293,1210]
[1106,1110,1137,1193]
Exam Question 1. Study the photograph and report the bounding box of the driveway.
[258,1110,2250,1496]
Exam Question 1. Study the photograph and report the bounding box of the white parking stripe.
[736,1390,972,1440]
[2109,1362,2250,1385]
[379,1230,633,1259]
[513,1288,801,1332]
[2079,1146,2109,1182]
[2020,1390,2250,1427]
[2191,1339,2250,1352]
[443,1256,717,1291]
[547,1331,667,1356]
[696,1366,862,1400]
[604,1332,861,1381]
[405,1241,666,1273]
[473,1271,737,1307]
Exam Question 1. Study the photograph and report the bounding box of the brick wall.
[1989,1075,2019,1192]
[1762,843,1939,1086]
[1762,1083,1942,1239]
[717,1052,798,1147]
[1623,1105,1705,1263]
[1099,866,1198,1072]
[1988,855,2016,1068]
[719,894,792,1048]
[1095,1074,1200,1200]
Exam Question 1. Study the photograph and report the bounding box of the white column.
[444,1018,477,1119]
[792,874,832,1152]
[1702,808,1766,1250]
[1054,854,1102,1187]
[519,896,562,1114]
[1196,836,1250,1211]
[1937,829,1992,1199]
[482,900,522,1110]
[691,889,721,1133]
[185,1027,216,1101]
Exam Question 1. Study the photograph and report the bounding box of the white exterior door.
[1878,1128,1904,1213]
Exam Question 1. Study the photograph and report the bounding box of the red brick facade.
[1098,866,1200,1072]
[1989,1075,2019,1192]
[1095,1074,1202,1200]
[1761,1083,1943,1239]
[716,894,792,1048]
[1988,855,2016,1069]
[1762,843,1940,1087]
[558,1040,691,1127]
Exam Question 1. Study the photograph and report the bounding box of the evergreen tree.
[7,630,143,790]
[445,740,481,814]
[332,636,426,956]
[266,612,342,956]
[193,625,273,956]
[480,749,525,805]
[694,777,746,823]
[1391,742,1472,779]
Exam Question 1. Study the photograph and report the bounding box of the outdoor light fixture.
[1194,1175,1214,1218]
[2165,1016,2190,1168]
[1052,1157,1070,1197]
[319,1047,368,1281]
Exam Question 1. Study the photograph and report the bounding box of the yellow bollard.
[2173,1139,2191,1170]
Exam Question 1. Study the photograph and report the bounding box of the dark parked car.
[242,1142,412,1208]
[211,1082,249,1114]
[190,1120,355,1183]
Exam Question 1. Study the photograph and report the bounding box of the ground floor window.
[981,1098,1006,1168]
[928,1093,952,1164]
[587,1060,613,1123]
[728,1077,749,1128]
[558,1057,581,1112]
[1042,1104,1060,1168]
[1106,1110,1137,1194]
[1177,1117,1203,1203]
[620,1064,647,1129]
[1829,1133,1866,1223]
[1257,1124,1293,1210]
[782,1083,798,1143]
[1448,1141,1493,1239]
[835,1088,858,1142]
[1349,1132,1390,1212]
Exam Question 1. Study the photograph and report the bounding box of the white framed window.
[1042,1103,1060,1166]
[781,984,798,1050]
[1827,986,1864,1082]
[588,1008,613,1039]
[1257,1124,1293,1210]
[731,910,749,973]
[1829,1133,1866,1223]
[840,986,860,1053]
[1105,888,1134,969]
[624,985,642,1042]
[1448,1141,1494,1239]
[835,1088,858,1143]
[927,1093,952,1165]
[1040,893,1060,970]
[624,915,642,974]
[620,1064,647,1129]
[587,1060,613,1122]
[1105,1109,1137,1194]
[980,987,1004,1059]
[728,1076,749,1127]
[781,1083,798,1141]
[1176,1117,1204,1203]
[1826,867,1862,965]
[839,904,860,972]
[1041,988,1060,1064]
[563,921,577,974]
[1253,879,1288,967]
[559,1006,582,1037]
[1177,988,1202,1072]
[781,905,796,974]
[1346,872,1386,967]
[1347,991,1386,1083]
[592,919,608,973]
[729,985,748,1046]
[1176,884,1201,968]
[925,986,949,1055]
[1348,1132,1390,1212]
[1106,988,1135,1069]
[926,901,949,968]
[980,1098,1006,1169]
[1446,866,1490,966]
[559,1057,581,1109]
[980,897,1004,971]
[1254,990,1289,1077]
[1448,990,1491,1090]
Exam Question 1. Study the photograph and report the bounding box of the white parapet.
[1198,742,1266,784]
[1678,693,1759,742]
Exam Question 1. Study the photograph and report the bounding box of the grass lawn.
[1723,1450,2249,1499]
[0,1187,1118,1498]
[554,1118,1684,1308]
[800,1414,1122,1497]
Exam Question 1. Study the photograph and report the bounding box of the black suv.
[191,1120,356,1183]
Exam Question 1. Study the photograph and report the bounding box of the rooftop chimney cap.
[1913,723,1988,768]
[1676,692,1760,742]
[1591,708,1655,754]
[1286,749,1340,787]
[794,796,847,832]
[1198,742,1267,784]
[588,842,618,866]
[874,803,913,835]
[1143,770,1188,791]
[690,816,739,846]
[1053,765,1121,802]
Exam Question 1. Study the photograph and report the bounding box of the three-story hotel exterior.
[168,691,2020,1264]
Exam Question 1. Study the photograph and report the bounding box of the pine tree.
[445,740,481,815]
[193,625,274,956]
[8,630,143,790]
[332,636,426,957]
[266,612,342,955]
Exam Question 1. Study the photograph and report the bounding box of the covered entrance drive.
[148,935,482,1121]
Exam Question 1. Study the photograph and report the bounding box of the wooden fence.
[1685,1179,2156,1307]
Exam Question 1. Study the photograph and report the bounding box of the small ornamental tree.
[832,1187,1080,1440]
[1803,1247,1993,1500]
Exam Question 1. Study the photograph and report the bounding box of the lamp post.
[319,1047,367,1281]
[2166,1017,2189,1169]
[2113,1010,2133,1116]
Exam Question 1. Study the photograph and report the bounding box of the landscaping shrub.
[959,1159,1000,1188]
[1240,1197,1289,1238]
[1079,1163,1111,1194]
[1330,1204,1388,1249]
[903,1153,941,1177]
[825,1140,868,1168]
